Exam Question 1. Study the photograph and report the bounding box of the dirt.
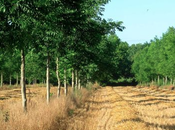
[1,86,175,130]
[65,87,148,130]
[114,86,175,130]
[63,86,175,130]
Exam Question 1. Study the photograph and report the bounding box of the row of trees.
[3,0,173,112]
[0,0,126,111]
[132,27,175,86]
[0,34,133,86]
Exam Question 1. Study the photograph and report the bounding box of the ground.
[0,86,175,130]
[65,86,175,130]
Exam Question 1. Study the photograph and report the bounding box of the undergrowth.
[0,85,95,130]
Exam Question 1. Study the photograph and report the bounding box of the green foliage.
[132,27,175,86]
[68,108,74,117]
[0,0,131,87]
[49,93,53,97]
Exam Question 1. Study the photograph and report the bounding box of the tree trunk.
[16,74,19,86]
[64,68,67,95]
[21,49,27,112]
[86,74,89,88]
[46,52,50,104]
[56,57,61,97]
[72,69,75,89]
[163,77,165,85]
[33,79,37,84]
[1,72,3,87]
[157,75,160,85]
[165,76,168,85]
[10,74,12,86]
[170,78,173,85]
[78,78,81,89]
[43,79,46,84]
[75,70,78,89]
[151,79,153,85]
[28,78,31,85]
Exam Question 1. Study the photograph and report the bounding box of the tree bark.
[43,79,46,84]
[165,76,168,85]
[78,78,81,89]
[56,57,61,97]
[157,75,160,85]
[33,79,37,84]
[75,70,78,89]
[64,68,67,95]
[1,72,3,87]
[21,49,27,112]
[72,69,75,89]
[10,74,12,86]
[163,77,165,85]
[16,74,19,86]
[46,52,50,104]
[170,78,173,85]
[86,74,89,88]
[151,79,153,85]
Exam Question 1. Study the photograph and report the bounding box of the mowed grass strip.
[65,87,148,130]
[111,87,148,130]
[114,86,175,130]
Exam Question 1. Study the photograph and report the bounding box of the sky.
[102,0,175,45]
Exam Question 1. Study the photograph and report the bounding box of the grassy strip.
[0,84,98,130]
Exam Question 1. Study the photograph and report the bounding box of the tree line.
[0,0,127,111]
[132,27,175,86]
[1,0,174,112]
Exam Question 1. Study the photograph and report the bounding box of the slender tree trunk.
[86,74,89,88]
[165,76,168,85]
[78,78,81,89]
[16,74,19,86]
[163,77,165,85]
[157,75,160,86]
[170,78,173,85]
[72,69,75,89]
[1,72,3,87]
[43,79,45,84]
[33,79,37,84]
[56,57,61,97]
[10,74,12,86]
[154,78,156,83]
[46,52,50,104]
[64,68,67,95]
[75,70,78,89]
[28,78,31,85]
[151,79,153,85]
[21,49,27,112]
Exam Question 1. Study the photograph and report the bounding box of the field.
[0,85,175,130]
